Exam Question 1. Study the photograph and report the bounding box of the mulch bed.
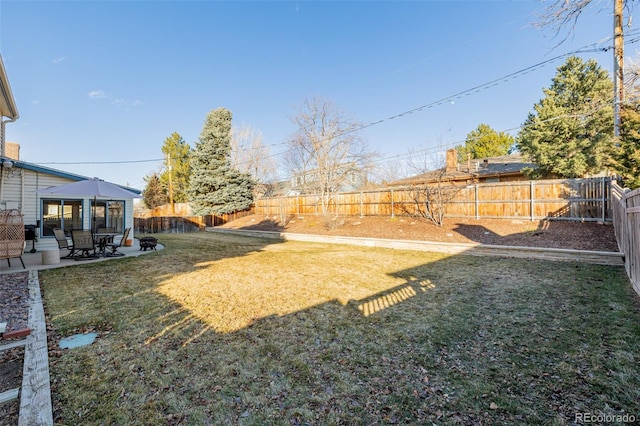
[0,346,23,425]
[0,272,30,334]
[0,272,29,426]
[219,215,620,252]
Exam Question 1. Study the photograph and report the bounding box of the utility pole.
[614,0,624,137]
[168,153,175,214]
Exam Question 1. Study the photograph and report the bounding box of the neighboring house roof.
[263,180,294,197]
[289,162,367,194]
[0,56,18,120]
[390,152,534,186]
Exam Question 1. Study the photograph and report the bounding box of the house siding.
[2,169,80,212]
[0,166,137,252]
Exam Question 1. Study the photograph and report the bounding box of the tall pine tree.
[142,172,167,209]
[188,108,254,215]
[516,56,614,178]
[615,103,640,188]
[160,132,191,203]
[455,123,514,161]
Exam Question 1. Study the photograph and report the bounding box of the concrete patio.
[0,237,163,424]
[0,238,163,275]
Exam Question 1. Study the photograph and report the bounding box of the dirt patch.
[0,346,23,426]
[217,214,619,252]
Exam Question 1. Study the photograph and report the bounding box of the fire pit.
[139,237,157,251]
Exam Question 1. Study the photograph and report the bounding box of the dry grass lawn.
[40,232,640,425]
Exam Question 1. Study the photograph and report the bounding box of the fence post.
[530,180,534,221]
[474,184,479,219]
[360,191,364,218]
[391,189,395,218]
[601,176,606,222]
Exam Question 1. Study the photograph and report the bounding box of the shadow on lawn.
[451,222,548,247]
[42,231,286,333]
[451,220,617,250]
[224,217,287,232]
[45,232,637,426]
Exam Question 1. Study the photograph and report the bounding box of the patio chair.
[105,227,130,257]
[53,228,74,258]
[1,241,26,269]
[71,229,97,260]
[96,227,116,243]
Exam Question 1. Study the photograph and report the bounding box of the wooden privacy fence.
[135,216,207,234]
[256,177,612,222]
[134,208,254,234]
[612,181,640,296]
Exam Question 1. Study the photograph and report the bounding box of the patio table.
[93,233,118,257]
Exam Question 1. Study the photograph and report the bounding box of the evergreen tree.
[188,108,254,215]
[160,132,191,203]
[142,173,167,209]
[455,123,514,161]
[615,103,640,188]
[613,60,640,189]
[516,56,614,178]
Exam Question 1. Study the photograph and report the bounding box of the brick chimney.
[445,149,458,172]
[5,142,19,160]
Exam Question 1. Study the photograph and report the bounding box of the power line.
[248,42,615,170]
[370,97,615,173]
[33,34,631,176]
[35,158,164,165]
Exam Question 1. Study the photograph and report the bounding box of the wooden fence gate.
[612,182,640,296]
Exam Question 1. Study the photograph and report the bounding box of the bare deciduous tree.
[230,124,278,198]
[625,56,640,99]
[370,145,448,187]
[369,159,411,187]
[535,0,595,39]
[406,171,462,227]
[285,97,376,213]
[405,148,446,176]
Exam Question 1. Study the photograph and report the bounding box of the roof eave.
[0,56,19,120]
[6,158,142,194]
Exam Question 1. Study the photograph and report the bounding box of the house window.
[42,199,83,237]
[91,200,124,232]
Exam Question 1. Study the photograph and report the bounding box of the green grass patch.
[41,233,640,425]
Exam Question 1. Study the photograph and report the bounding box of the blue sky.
[0,0,636,189]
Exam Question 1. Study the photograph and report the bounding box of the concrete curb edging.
[19,270,53,426]
[207,228,624,266]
